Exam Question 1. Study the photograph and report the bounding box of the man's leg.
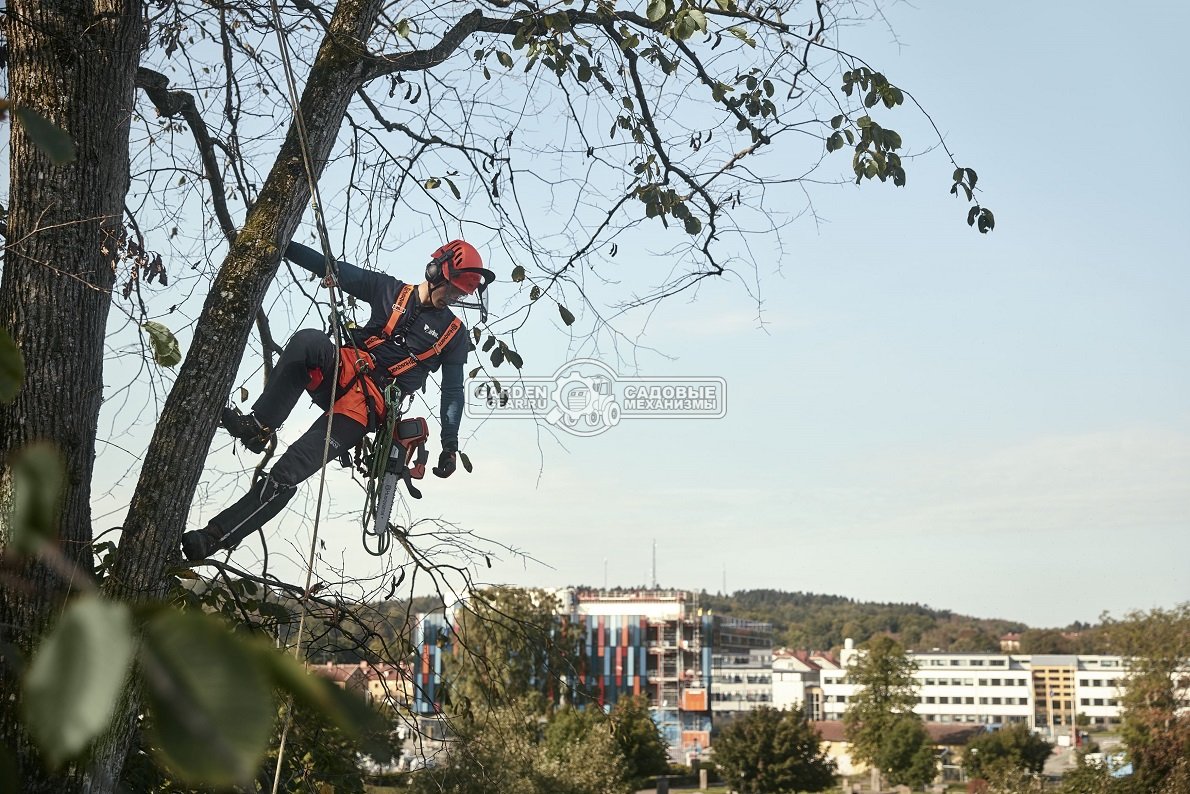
[182,411,368,560]
[222,329,338,452]
[252,329,338,428]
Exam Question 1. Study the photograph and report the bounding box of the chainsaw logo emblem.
[466,357,725,437]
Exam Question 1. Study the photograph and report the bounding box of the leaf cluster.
[712,705,836,794]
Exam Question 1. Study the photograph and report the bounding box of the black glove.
[432,450,456,479]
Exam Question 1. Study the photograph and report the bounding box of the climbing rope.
[261,1,370,789]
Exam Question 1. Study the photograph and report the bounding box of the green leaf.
[141,610,275,786]
[978,208,995,234]
[885,130,902,150]
[142,321,182,367]
[965,168,978,189]
[830,114,844,129]
[496,50,514,68]
[459,451,473,473]
[530,285,542,301]
[826,132,843,152]
[687,9,707,31]
[647,0,666,23]
[577,63,592,82]
[23,596,134,768]
[424,176,440,190]
[511,264,526,282]
[505,348,524,369]
[11,443,65,553]
[444,177,462,200]
[558,304,576,326]
[395,18,410,38]
[482,335,496,353]
[0,328,24,404]
[684,215,703,235]
[490,346,505,368]
[844,129,855,145]
[967,206,980,227]
[14,107,76,165]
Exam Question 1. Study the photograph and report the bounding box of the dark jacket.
[285,241,469,451]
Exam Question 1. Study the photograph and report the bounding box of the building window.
[926,697,936,704]
[972,660,984,666]
[966,697,975,704]
[1080,699,1090,706]
[979,679,988,686]
[940,697,949,704]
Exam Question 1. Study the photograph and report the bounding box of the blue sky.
[418,1,1190,627]
[87,1,1189,630]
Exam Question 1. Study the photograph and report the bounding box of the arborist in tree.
[180,239,494,561]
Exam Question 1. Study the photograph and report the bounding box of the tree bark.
[85,0,383,789]
[0,0,145,789]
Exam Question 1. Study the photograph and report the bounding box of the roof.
[314,661,408,683]
[772,648,840,670]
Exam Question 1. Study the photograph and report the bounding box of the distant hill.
[701,588,1029,654]
[326,587,1107,662]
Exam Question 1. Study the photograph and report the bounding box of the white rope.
[262,2,356,789]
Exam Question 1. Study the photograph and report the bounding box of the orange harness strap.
[364,283,416,350]
[385,318,462,378]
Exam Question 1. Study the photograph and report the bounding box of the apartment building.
[563,588,714,754]
[410,589,720,755]
[771,649,839,720]
[710,619,775,715]
[814,639,1128,731]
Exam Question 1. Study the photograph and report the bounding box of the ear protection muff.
[425,250,451,286]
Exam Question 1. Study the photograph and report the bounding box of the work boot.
[221,406,274,454]
[180,526,222,562]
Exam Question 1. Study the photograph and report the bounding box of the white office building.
[812,639,1129,731]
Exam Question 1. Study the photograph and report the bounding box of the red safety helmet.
[426,240,495,320]
[426,240,494,295]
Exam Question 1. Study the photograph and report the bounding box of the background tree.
[843,635,930,788]
[702,590,1026,652]
[545,696,668,789]
[1,0,995,788]
[1019,629,1077,655]
[1102,604,1190,792]
[879,717,938,789]
[712,705,835,794]
[963,724,1052,781]
[443,587,584,719]
[411,705,631,794]
[608,695,670,787]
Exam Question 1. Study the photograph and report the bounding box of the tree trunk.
[0,0,145,789]
[85,0,383,789]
